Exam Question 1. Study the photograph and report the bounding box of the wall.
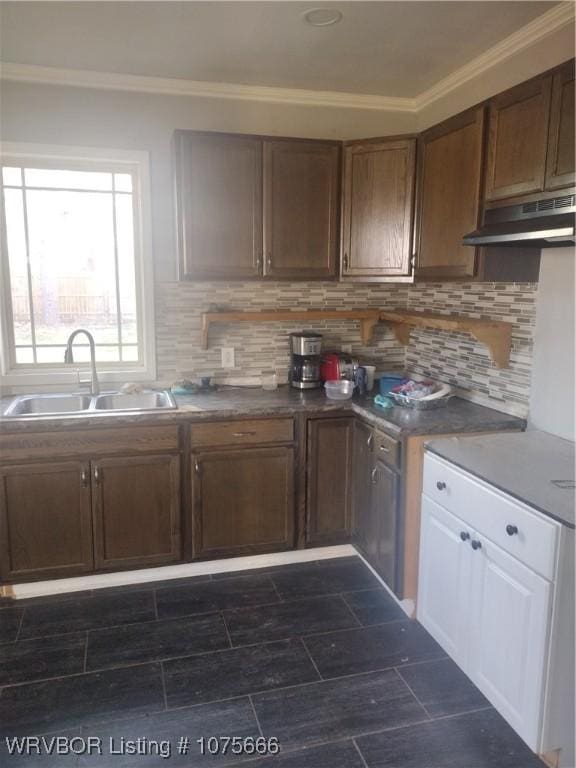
[0,77,550,416]
[0,80,414,283]
[156,279,538,417]
[155,281,406,385]
[529,249,575,440]
[405,282,538,417]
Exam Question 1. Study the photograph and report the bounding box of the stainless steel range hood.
[463,192,575,248]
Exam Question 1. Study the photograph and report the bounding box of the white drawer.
[423,453,559,581]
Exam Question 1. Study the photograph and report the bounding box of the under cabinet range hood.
[463,193,576,248]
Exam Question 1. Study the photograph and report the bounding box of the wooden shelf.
[378,310,513,368]
[201,310,381,349]
[200,308,513,368]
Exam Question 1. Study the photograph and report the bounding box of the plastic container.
[324,380,354,400]
[379,374,407,396]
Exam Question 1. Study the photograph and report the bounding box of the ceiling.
[0,1,561,98]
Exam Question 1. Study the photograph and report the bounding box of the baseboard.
[8,545,357,600]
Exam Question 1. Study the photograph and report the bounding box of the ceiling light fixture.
[303,8,343,27]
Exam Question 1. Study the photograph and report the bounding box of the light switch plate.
[221,347,235,368]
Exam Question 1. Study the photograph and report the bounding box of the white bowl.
[324,380,354,400]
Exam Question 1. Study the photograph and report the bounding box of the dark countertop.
[427,431,575,529]
[0,387,525,438]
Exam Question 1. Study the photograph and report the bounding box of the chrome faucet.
[64,329,100,395]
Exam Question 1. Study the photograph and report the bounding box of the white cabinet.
[418,498,471,667]
[418,453,573,763]
[468,536,551,746]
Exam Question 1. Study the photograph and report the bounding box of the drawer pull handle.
[506,524,519,536]
[371,467,378,484]
[460,531,470,542]
[367,434,373,448]
[379,445,390,453]
[436,481,446,491]
[471,540,482,551]
[233,431,257,437]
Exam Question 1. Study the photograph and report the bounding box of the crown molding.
[0,62,417,113]
[0,3,574,115]
[416,2,575,110]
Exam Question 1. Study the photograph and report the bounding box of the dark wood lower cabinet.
[352,423,401,595]
[306,417,353,545]
[0,461,93,581]
[92,454,181,570]
[192,446,295,559]
[351,419,373,543]
[370,460,400,591]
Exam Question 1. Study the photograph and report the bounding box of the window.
[0,144,155,384]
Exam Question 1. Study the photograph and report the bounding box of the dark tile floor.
[0,556,546,766]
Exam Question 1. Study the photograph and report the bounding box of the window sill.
[0,366,157,394]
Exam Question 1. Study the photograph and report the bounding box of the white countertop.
[426,430,575,529]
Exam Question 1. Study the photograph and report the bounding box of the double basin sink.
[3,390,177,418]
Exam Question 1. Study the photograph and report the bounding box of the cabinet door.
[468,536,551,750]
[306,418,353,545]
[342,139,415,278]
[175,131,263,279]
[416,107,485,279]
[485,75,552,201]
[351,420,373,549]
[371,460,399,593]
[417,497,472,667]
[545,60,575,191]
[0,461,93,580]
[263,140,340,279]
[92,455,181,569]
[192,446,294,558]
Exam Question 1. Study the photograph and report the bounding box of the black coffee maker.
[289,332,323,390]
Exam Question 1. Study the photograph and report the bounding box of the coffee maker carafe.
[289,332,322,390]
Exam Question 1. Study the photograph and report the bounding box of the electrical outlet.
[341,344,352,354]
[221,347,235,368]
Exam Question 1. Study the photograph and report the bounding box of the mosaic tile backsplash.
[155,280,538,417]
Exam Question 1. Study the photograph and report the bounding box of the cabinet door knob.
[371,467,378,484]
[379,444,390,453]
[343,253,349,272]
[194,459,201,475]
[471,539,482,550]
[506,524,518,536]
[436,481,446,491]
[266,254,272,270]
[93,465,101,484]
[460,531,470,542]
[367,433,373,449]
[81,468,89,487]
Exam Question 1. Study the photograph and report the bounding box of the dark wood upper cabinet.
[263,140,340,279]
[0,461,93,581]
[415,106,486,279]
[341,138,416,280]
[92,454,181,570]
[485,74,553,202]
[306,417,353,545]
[175,131,263,279]
[545,60,575,191]
[192,446,295,559]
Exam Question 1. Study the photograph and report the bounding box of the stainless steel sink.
[3,394,93,417]
[93,391,177,412]
[3,390,177,417]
